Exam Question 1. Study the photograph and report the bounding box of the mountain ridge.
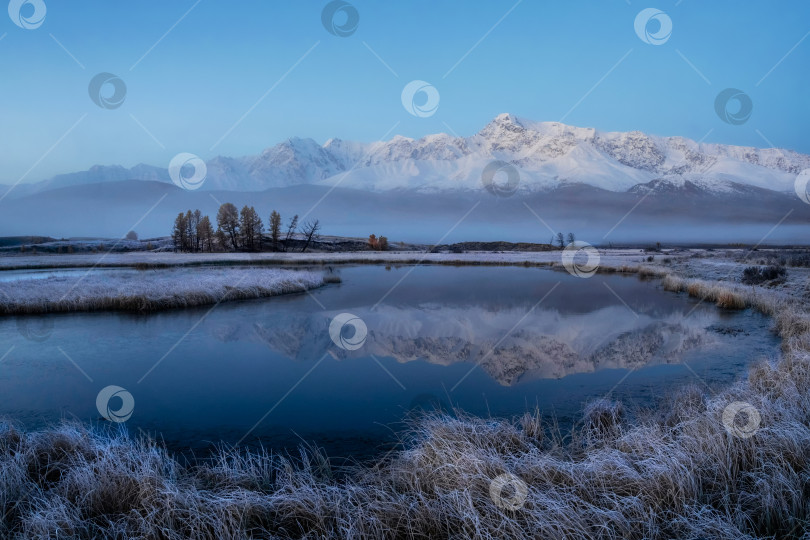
[4,114,808,199]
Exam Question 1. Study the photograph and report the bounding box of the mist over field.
[2,175,810,244]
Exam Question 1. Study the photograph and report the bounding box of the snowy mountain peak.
[479,113,527,137]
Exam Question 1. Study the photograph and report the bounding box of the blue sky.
[1,0,808,184]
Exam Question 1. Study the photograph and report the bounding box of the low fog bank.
[1,181,808,245]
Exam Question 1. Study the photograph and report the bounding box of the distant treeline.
[172,204,320,253]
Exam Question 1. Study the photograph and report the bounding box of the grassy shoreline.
[0,248,642,272]
[0,268,328,315]
[1,255,808,538]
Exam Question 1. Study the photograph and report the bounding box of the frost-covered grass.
[1,250,809,537]
[2,345,810,538]
[667,278,749,310]
[0,268,326,314]
[0,248,649,271]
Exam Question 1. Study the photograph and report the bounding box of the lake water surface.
[0,265,779,461]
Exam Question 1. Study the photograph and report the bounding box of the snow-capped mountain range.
[6,113,810,198]
[2,114,809,242]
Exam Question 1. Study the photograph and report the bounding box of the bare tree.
[251,209,263,250]
[556,232,565,249]
[197,215,215,252]
[567,232,575,246]
[182,210,203,252]
[368,234,378,250]
[216,203,240,251]
[300,219,320,252]
[193,210,203,251]
[125,231,138,241]
[269,210,281,251]
[239,206,253,251]
[215,229,228,251]
[172,213,188,252]
[283,214,298,251]
[184,210,195,251]
[239,205,263,251]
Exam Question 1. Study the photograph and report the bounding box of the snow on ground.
[663,249,810,305]
[0,267,326,314]
[1,247,807,311]
[0,248,653,270]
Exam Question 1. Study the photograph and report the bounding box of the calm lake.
[0,265,779,461]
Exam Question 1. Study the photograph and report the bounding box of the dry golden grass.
[715,289,747,309]
[686,281,706,297]
[637,266,668,278]
[662,274,686,292]
[674,278,749,310]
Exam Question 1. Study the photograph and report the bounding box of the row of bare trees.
[172,210,215,252]
[172,204,320,252]
[551,232,576,248]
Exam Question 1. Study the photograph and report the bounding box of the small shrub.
[787,253,810,267]
[368,234,389,251]
[741,265,786,285]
